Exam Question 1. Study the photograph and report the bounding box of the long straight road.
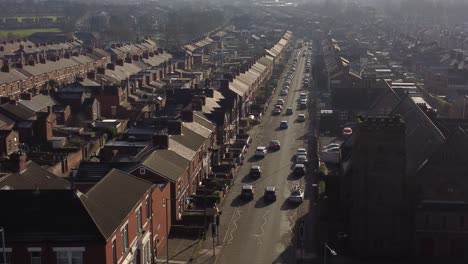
[214,48,313,264]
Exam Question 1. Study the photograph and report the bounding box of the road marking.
[224,207,242,244]
[288,212,297,245]
[252,210,270,245]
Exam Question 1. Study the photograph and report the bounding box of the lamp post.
[0,227,6,264]
[323,242,337,264]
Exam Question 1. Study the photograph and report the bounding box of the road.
[214,48,313,264]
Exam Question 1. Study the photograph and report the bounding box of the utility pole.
[0,227,6,264]
[211,223,216,256]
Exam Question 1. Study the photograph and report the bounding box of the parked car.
[286,107,293,115]
[288,186,304,203]
[269,140,281,151]
[297,114,306,122]
[280,120,289,129]
[275,104,283,110]
[255,146,267,158]
[264,187,277,202]
[294,164,306,176]
[280,89,288,96]
[276,99,285,105]
[324,143,340,150]
[273,108,282,115]
[300,102,307,109]
[300,93,308,100]
[296,155,308,164]
[250,165,261,178]
[241,185,255,200]
[296,148,308,157]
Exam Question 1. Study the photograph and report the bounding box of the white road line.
[224,208,242,244]
[288,212,297,245]
[252,210,270,245]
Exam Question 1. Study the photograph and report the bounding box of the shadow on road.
[254,197,274,208]
[247,155,262,163]
[230,195,251,207]
[241,174,257,184]
[280,199,301,211]
[287,171,303,181]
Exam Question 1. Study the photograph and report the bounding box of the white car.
[300,93,308,100]
[255,146,267,158]
[276,99,285,105]
[280,89,288,96]
[289,186,304,203]
[296,155,308,164]
[296,148,307,157]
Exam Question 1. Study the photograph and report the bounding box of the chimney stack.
[152,134,169,149]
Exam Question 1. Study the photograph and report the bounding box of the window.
[137,207,143,232]
[111,106,117,116]
[140,167,146,175]
[56,251,83,264]
[31,251,41,264]
[146,199,151,220]
[121,224,129,254]
[112,239,117,264]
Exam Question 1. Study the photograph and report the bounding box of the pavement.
[158,46,318,264]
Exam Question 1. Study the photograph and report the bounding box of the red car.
[343,127,353,136]
[269,140,281,151]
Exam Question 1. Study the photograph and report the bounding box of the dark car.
[250,166,261,178]
[269,140,281,151]
[294,164,306,176]
[241,185,254,200]
[264,187,277,202]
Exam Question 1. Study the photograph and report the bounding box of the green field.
[0,28,61,38]
[0,16,60,22]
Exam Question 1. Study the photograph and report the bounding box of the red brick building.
[0,169,171,264]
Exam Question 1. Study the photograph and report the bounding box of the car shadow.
[241,175,257,184]
[247,155,262,163]
[280,199,301,211]
[254,197,274,208]
[287,171,303,181]
[274,127,284,131]
[230,196,250,207]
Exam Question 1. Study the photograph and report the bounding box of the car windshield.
[291,190,301,196]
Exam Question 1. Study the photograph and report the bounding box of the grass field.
[0,16,60,22]
[0,28,61,38]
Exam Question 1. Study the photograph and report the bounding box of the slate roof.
[0,161,70,190]
[0,103,36,121]
[391,96,446,176]
[193,112,216,131]
[0,190,103,241]
[142,149,189,182]
[18,94,58,112]
[332,87,386,111]
[0,113,14,128]
[75,161,137,182]
[80,169,153,239]
[171,124,205,151]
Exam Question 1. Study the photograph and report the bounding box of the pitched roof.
[193,112,216,131]
[75,161,137,182]
[0,103,36,121]
[171,124,205,151]
[391,96,445,175]
[80,169,152,239]
[0,161,70,190]
[0,190,103,241]
[142,149,188,182]
[18,94,58,113]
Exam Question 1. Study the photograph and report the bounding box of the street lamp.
[323,242,337,264]
[0,227,6,264]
